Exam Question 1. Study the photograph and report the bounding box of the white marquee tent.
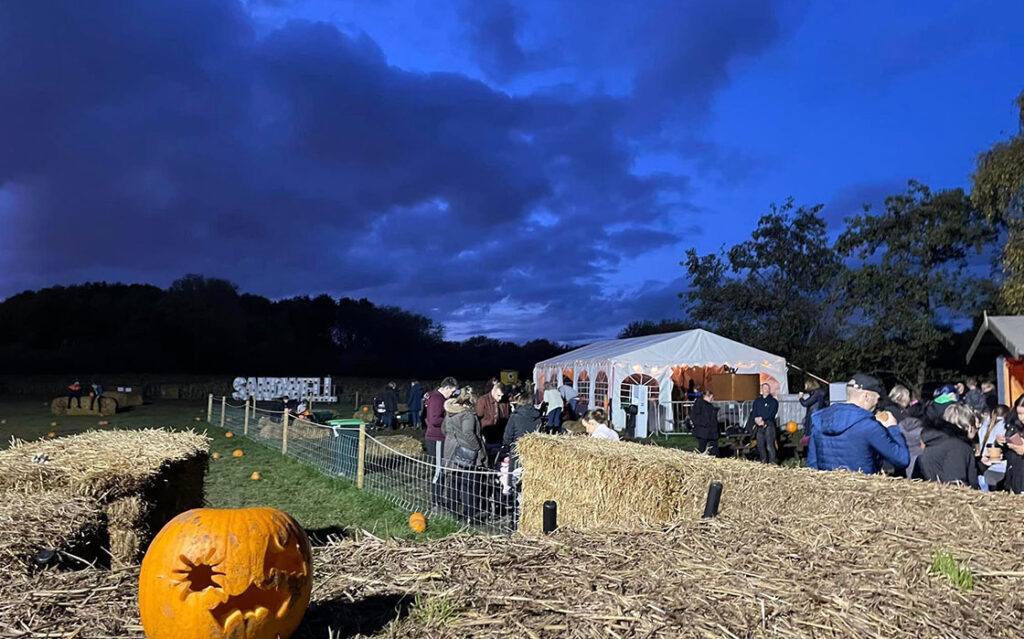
[534,328,789,435]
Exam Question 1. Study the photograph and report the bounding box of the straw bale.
[0,489,106,576]
[4,522,1024,638]
[373,434,424,458]
[258,415,283,440]
[0,429,208,567]
[516,436,1024,548]
[50,395,119,415]
[105,389,143,407]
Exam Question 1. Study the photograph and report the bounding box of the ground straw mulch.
[4,520,1023,638]
[0,429,208,568]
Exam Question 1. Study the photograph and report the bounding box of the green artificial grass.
[0,397,459,540]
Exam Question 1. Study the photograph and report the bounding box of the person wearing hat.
[806,374,910,474]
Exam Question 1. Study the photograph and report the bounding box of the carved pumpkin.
[225,431,234,438]
[138,507,312,639]
[785,421,799,434]
[409,512,427,533]
[232,449,244,458]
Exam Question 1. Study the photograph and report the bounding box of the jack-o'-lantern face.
[139,507,312,639]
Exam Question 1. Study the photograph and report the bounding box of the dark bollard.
[702,481,723,518]
[543,500,558,533]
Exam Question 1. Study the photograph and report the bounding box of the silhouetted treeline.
[0,275,566,379]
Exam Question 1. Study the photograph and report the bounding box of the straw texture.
[0,489,106,576]
[0,429,209,567]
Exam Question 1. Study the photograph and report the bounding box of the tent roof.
[536,328,787,370]
[967,313,1024,362]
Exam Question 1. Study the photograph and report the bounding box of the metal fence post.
[207,394,213,423]
[282,409,289,455]
[219,396,226,429]
[357,422,366,489]
[244,396,250,437]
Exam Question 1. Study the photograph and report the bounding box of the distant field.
[0,397,459,540]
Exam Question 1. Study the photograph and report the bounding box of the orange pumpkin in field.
[409,512,427,533]
[785,421,799,434]
[250,471,261,481]
[211,452,222,459]
[50,421,58,427]
[138,507,312,639]
[47,431,57,439]
[225,431,234,438]
[232,449,244,458]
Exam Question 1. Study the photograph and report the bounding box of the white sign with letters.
[232,377,336,402]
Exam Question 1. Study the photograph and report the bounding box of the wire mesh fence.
[210,396,518,535]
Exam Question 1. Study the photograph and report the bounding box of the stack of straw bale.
[371,434,424,459]
[0,429,208,568]
[0,489,106,576]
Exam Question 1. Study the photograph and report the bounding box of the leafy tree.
[681,199,841,372]
[618,319,690,339]
[833,181,996,395]
[972,90,1024,311]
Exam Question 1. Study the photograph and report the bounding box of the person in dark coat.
[67,379,84,409]
[503,391,543,470]
[914,403,979,488]
[999,394,1024,494]
[798,379,828,438]
[690,389,720,456]
[381,381,399,430]
[807,374,909,474]
[425,376,458,505]
[407,380,425,428]
[899,402,926,478]
[748,383,779,464]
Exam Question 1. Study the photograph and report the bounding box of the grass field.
[0,397,459,540]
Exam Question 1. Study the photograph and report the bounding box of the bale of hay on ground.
[371,434,424,458]
[0,489,106,576]
[50,396,119,415]
[104,390,143,407]
[515,433,1024,553]
[258,415,282,440]
[0,429,208,567]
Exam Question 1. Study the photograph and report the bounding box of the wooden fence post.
[207,394,213,423]
[357,422,366,490]
[220,396,226,428]
[282,409,289,455]
[244,396,250,436]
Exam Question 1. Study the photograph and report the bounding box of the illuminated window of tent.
[619,373,659,404]
[576,371,591,411]
[593,371,609,409]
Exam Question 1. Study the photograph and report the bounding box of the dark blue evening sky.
[1,0,1022,342]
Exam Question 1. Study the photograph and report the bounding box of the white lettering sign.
[232,377,336,402]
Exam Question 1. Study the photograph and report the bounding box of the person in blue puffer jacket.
[807,373,910,474]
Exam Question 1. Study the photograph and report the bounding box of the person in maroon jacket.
[427,376,459,505]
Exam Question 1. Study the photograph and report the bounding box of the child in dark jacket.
[915,403,979,488]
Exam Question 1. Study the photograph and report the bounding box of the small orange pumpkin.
[212,452,222,459]
[98,420,109,426]
[195,417,202,422]
[50,421,58,427]
[1,419,7,424]
[361,406,369,413]
[232,449,244,458]
[785,421,799,434]
[47,431,57,439]
[250,471,261,481]
[409,512,427,533]
[225,431,234,438]
[138,507,312,639]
